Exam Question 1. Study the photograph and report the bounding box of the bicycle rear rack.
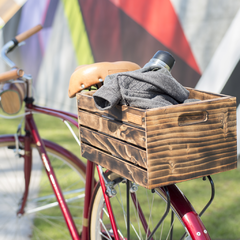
[99,167,215,240]
[146,187,170,240]
[199,176,215,217]
[180,175,215,240]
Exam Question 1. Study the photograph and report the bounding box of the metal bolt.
[106,184,117,198]
[99,78,103,82]
[204,230,207,234]
[121,178,127,184]
[130,183,138,193]
[111,189,117,196]
[81,84,85,89]
[196,232,201,236]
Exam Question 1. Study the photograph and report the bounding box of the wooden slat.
[147,137,236,157]
[187,87,226,100]
[145,111,236,128]
[148,145,236,167]
[148,147,237,171]
[147,159,237,189]
[146,107,236,125]
[146,126,236,144]
[148,149,237,172]
[81,144,148,188]
[146,123,236,139]
[78,110,146,148]
[146,97,236,119]
[80,127,147,168]
[146,116,236,132]
[147,131,236,148]
[149,154,236,179]
[146,117,236,134]
[77,88,237,189]
[77,91,146,127]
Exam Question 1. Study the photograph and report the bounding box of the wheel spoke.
[89,172,193,240]
[25,193,85,214]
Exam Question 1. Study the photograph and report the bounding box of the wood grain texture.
[147,138,236,158]
[146,99,236,145]
[77,91,146,127]
[78,110,146,148]
[145,108,236,126]
[148,148,237,172]
[187,87,226,100]
[145,94,237,188]
[80,127,147,168]
[81,144,148,187]
[1,91,20,114]
[77,88,237,189]
[147,159,237,189]
[146,97,236,119]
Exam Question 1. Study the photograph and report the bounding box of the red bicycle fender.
[182,211,211,240]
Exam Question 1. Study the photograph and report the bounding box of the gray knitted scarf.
[93,66,190,110]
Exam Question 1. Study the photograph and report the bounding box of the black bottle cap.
[152,51,175,70]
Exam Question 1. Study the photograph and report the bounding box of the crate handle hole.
[178,111,208,126]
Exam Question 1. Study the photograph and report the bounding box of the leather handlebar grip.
[0,69,24,83]
[15,24,43,43]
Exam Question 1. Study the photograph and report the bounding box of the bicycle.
[0,24,217,240]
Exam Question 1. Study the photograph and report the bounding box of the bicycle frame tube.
[27,104,79,127]
[96,165,120,240]
[17,131,32,216]
[81,160,95,240]
[22,104,210,240]
[25,104,98,240]
[25,112,81,240]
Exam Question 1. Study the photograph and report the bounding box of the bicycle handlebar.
[1,24,43,68]
[0,69,24,83]
[14,24,42,43]
[0,25,42,99]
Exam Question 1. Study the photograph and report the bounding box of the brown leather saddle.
[68,61,140,97]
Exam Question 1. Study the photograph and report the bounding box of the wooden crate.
[77,88,237,189]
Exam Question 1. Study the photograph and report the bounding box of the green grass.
[31,151,85,239]
[1,107,240,239]
[177,170,240,239]
[0,108,81,158]
[0,107,85,239]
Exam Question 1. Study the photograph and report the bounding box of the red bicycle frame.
[8,101,211,240]
[0,24,211,240]
[20,103,94,240]
[21,103,126,240]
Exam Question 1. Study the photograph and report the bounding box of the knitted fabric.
[93,66,190,110]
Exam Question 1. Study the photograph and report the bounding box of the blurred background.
[1,1,240,238]
[0,0,240,154]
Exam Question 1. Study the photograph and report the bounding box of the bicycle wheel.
[89,171,209,240]
[0,135,86,240]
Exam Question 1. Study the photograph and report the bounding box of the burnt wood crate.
[77,88,237,189]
